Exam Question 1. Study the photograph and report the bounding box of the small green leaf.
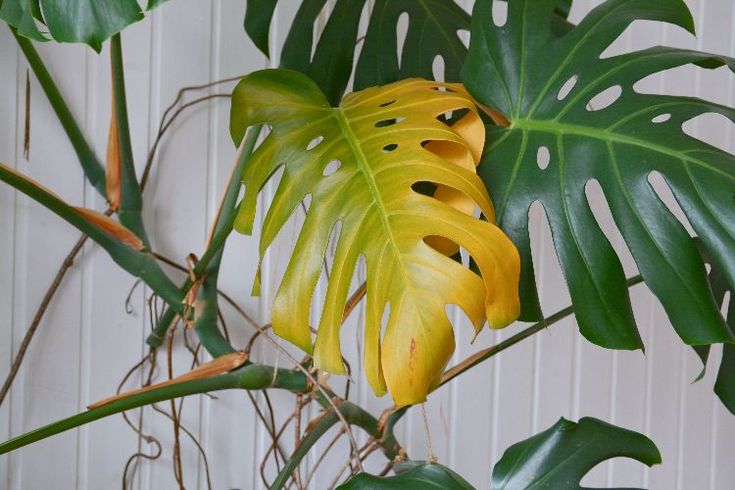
[491,417,661,489]
[462,0,735,350]
[338,461,474,489]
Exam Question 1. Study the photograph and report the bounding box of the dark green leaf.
[491,417,661,489]
[0,0,172,51]
[353,0,470,91]
[242,0,574,105]
[463,0,735,350]
[244,0,278,57]
[694,241,735,414]
[338,461,474,489]
[0,0,47,41]
[242,0,468,105]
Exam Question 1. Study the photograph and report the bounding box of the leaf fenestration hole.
[375,117,405,128]
[379,100,396,108]
[652,113,671,124]
[396,12,409,66]
[432,55,445,82]
[383,143,398,152]
[584,179,638,276]
[722,291,731,316]
[557,75,578,101]
[492,0,508,27]
[587,85,622,111]
[683,112,735,152]
[307,135,324,151]
[537,146,551,170]
[647,171,695,235]
[457,29,470,48]
[322,159,341,176]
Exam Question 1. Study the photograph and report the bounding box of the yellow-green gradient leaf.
[231,69,520,405]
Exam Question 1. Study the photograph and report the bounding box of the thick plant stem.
[0,364,308,455]
[110,33,149,246]
[12,30,106,196]
[147,126,261,352]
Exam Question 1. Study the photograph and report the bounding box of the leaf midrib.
[512,118,735,182]
[332,108,413,295]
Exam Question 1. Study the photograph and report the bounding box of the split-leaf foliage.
[463,0,735,351]
[230,69,520,406]
[1,0,735,487]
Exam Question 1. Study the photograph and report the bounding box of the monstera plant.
[0,0,733,488]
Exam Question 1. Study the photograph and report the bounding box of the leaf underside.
[491,417,661,490]
[230,69,520,406]
[463,0,735,350]
[0,0,166,51]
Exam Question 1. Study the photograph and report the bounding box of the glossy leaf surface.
[463,0,735,350]
[243,0,575,106]
[491,417,661,489]
[0,0,166,51]
[230,69,520,405]
[694,242,735,414]
[339,461,474,489]
[245,0,470,105]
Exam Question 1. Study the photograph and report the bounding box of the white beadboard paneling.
[1,1,735,489]
[0,26,19,490]
[8,40,89,490]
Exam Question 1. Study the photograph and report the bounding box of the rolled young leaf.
[230,69,520,405]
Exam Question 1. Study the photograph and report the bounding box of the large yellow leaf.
[230,69,520,405]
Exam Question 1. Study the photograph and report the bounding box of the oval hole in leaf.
[383,143,398,152]
[557,75,578,101]
[723,291,731,315]
[652,113,671,124]
[411,181,437,196]
[323,159,341,176]
[375,117,405,128]
[379,100,396,108]
[492,0,508,27]
[536,146,550,170]
[396,12,409,66]
[307,135,324,150]
[432,55,445,82]
[586,85,622,111]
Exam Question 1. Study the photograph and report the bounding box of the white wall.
[1,1,735,488]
